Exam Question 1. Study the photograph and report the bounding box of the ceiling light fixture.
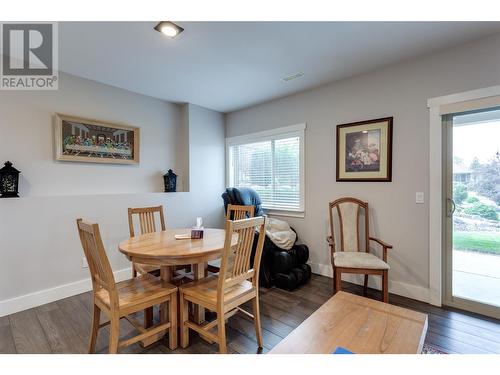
[154,21,184,38]
[282,71,304,82]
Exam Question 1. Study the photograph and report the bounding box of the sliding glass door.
[444,108,500,319]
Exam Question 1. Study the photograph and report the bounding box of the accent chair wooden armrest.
[369,237,393,262]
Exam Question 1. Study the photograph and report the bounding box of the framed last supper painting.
[54,114,140,164]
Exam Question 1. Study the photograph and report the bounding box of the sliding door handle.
[446,198,456,217]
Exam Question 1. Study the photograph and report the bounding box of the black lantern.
[0,161,20,198]
[163,169,177,192]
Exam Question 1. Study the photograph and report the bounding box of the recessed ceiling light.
[154,21,184,38]
[282,71,304,82]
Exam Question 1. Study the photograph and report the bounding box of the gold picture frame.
[336,117,393,182]
[55,114,140,164]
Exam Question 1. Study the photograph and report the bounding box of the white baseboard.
[1,263,431,318]
[309,262,430,304]
[0,268,132,317]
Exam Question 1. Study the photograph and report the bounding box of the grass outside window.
[453,231,500,255]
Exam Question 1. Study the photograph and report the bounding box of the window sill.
[263,209,305,218]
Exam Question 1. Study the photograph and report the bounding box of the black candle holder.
[163,169,177,192]
[0,161,20,198]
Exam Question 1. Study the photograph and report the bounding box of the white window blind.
[227,124,305,213]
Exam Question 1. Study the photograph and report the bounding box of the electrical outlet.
[82,257,88,268]
[416,192,424,204]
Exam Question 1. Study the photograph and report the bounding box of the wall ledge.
[0,191,191,201]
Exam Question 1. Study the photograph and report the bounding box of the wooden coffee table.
[270,291,428,354]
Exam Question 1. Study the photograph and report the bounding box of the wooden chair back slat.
[76,219,117,295]
[218,217,266,299]
[226,204,255,221]
[233,226,254,277]
[140,211,155,234]
[128,206,166,237]
[328,197,369,253]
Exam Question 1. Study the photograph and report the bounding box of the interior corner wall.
[0,73,226,316]
[186,103,226,229]
[177,104,190,193]
[225,33,500,303]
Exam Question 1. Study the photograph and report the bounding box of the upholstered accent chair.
[327,197,393,302]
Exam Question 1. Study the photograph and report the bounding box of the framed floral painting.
[54,114,140,164]
[336,117,393,181]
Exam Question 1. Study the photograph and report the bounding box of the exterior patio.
[453,250,500,307]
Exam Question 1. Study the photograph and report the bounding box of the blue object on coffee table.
[332,347,354,354]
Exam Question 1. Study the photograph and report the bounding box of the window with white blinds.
[227,124,305,213]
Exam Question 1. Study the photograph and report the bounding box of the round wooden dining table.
[118,228,237,348]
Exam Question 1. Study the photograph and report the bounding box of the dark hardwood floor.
[2,274,500,354]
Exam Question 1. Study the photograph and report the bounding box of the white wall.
[186,103,226,228]
[0,72,181,196]
[226,33,500,302]
[0,73,226,316]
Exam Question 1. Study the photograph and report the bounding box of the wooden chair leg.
[363,275,369,295]
[382,270,389,303]
[252,296,263,349]
[217,310,227,354]
[168,293,178,350]
[334,270,342,294]
[179,292,189,348]
[88,304,100,354]
[108,314,120,354]
[332,267,336,294]
[144,307,153,329]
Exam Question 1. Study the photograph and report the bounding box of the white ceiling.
[59,22,500,113]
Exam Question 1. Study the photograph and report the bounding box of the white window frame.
[226,123,306,217]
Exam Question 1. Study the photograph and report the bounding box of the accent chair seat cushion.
[333,251,389,270]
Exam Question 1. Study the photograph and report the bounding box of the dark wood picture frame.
[336,117,393,182]
[55,114,140,165]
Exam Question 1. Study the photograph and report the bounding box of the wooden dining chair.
[128,205,192,280]
[207,204,256,275]
[327,197,393,302]
[128,206,166,277]
[225,204,255,221]
[179,216,267,354]
[76,218,178,353]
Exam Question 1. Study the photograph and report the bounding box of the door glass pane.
[452,109,500,307]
